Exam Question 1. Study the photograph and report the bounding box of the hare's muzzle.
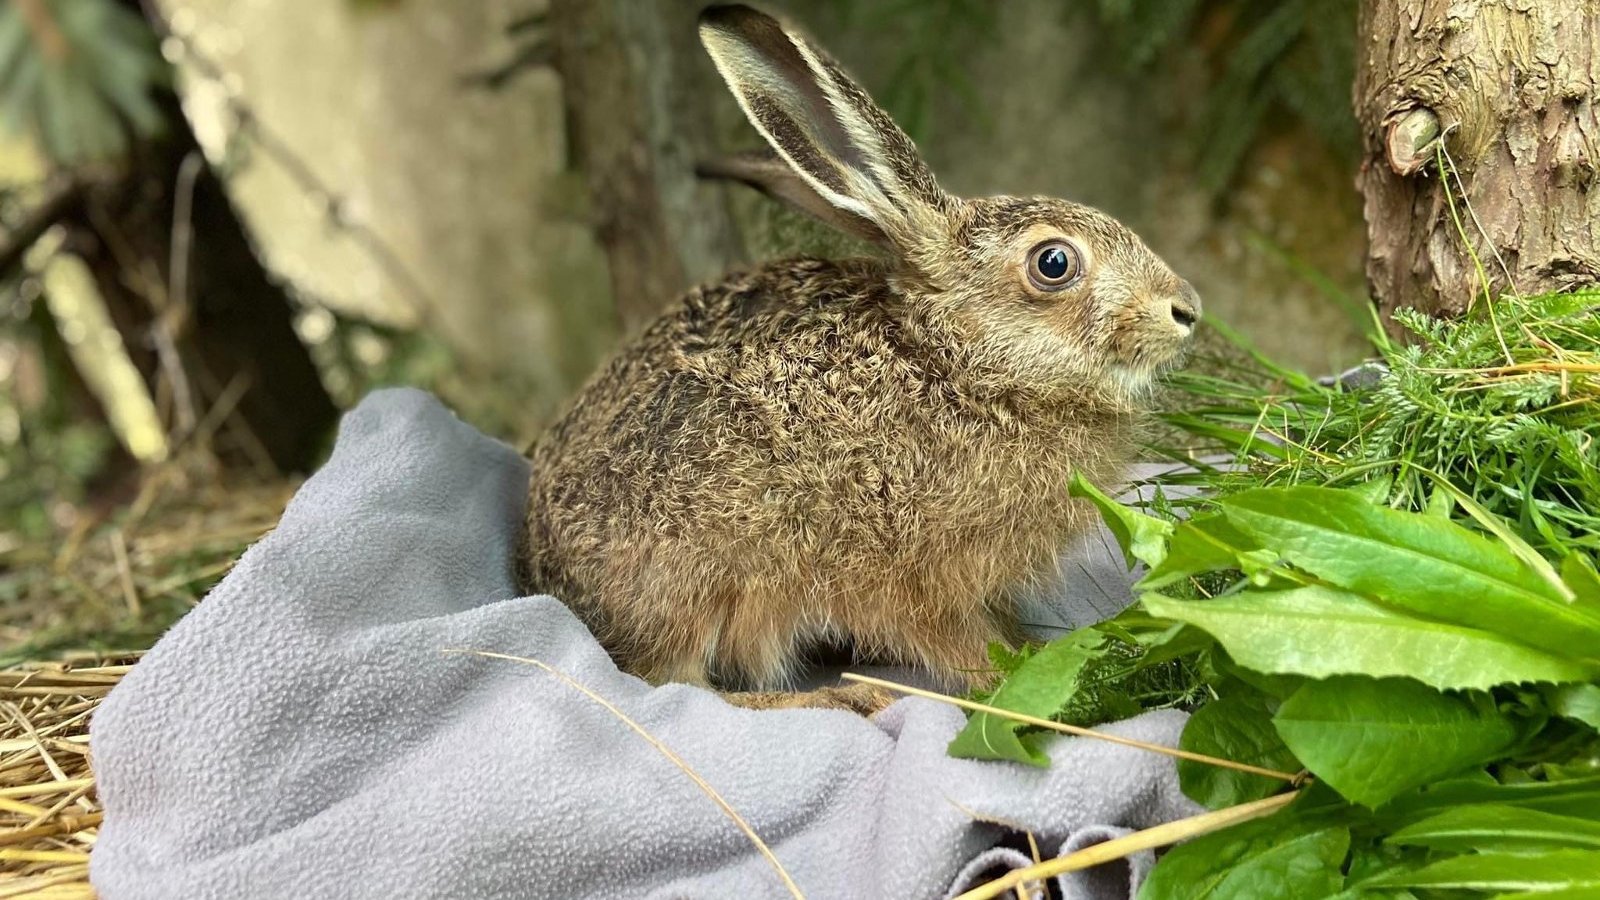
[1170,281,1201,333]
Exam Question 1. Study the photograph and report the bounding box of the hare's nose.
[1170,282,1201,330]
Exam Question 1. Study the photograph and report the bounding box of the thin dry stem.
[954,791,1300,900]
[445,649,806,900]
[111,530,141,618]
[841,673,1300,782]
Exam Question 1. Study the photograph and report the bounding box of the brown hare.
[519,4,1199,713]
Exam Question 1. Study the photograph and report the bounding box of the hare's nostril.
[1170,300,1198,329]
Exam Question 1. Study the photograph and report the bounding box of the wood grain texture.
[1356,0,1600,328]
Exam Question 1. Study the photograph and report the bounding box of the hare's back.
[528,258,961,535]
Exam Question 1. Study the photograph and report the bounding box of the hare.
[519,4,1199,712]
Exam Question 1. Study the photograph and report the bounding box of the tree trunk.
[1355,0,1600,331]
[548,0,745,331]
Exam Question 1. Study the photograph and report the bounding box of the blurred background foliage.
[1093,0,1357,193]
[1,0,1367,653]
[0,0,168,163]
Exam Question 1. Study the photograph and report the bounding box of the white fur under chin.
[1107,364,1160,402]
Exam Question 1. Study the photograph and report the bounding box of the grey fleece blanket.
[90,388,1201,900]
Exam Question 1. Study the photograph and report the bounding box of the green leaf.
[1364,849,1600,892]
[1141,513,1258,589]
[1341,838,1429,896]
[947,628,1109,766]
[1179,691,1301,808]
[1352,475,1394,506]
[1137,814,1349,900]
[1388,805,1600,852]
[1423,481,1453,517]
[1069,472,1172,569]
[1563,552,1600,610]
[1157,414,1290,460]
[1273,676,1519,807]
[1137,623,1216,664]
[1428,475,1574,600]
[1220,486,1600,660]
[1212,650,1307,701]
[1097,613,1215,667]
[1142,587,1594,690]
[1543,683,1600,731]
[1384,773,1600,821]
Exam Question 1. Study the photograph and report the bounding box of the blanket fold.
[90,388,1200,900]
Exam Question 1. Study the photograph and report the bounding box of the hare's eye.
[1027,240,1082,292]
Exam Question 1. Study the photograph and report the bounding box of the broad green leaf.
[1274,676,1519,807]
[1178,691,1301,809]
[1220,486,1600,660]
[1542,759,1600,782]
[1142,587,1594,690]
[1544,683,1600,730]
[1141,513,1258,589]
[1100,607,1214,657]
[1563,552,1600,610]
[1121,621,1215,668]
[1427,474,1573,600]
[1213,651,1307,702]
[1069,472,1171,569]
[1364,849,1600,892]
[1341,838,1429,895]
[1388,805,1600,852]
[947,628,1108,766]
[1137,815,1349,900]
[1352,475,1394,506]
[1384,773,1600,821]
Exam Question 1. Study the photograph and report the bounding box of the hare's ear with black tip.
[698,4,951,252]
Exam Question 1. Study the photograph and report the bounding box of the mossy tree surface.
[1356,0,1600,330]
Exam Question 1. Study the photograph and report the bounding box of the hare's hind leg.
[719,683,898,716]
[709,583,808,691]
[841,577,1016,693]
[602,557,728,689]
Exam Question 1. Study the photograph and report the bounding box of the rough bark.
[1356,0,1600,331]
[548,0,745,330]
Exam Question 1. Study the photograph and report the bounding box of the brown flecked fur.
[518,5,1200,713]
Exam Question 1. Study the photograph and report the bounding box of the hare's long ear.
[698,4,952,251]
[695,150,890,245]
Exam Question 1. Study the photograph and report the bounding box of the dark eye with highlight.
[1026,240,1083,292]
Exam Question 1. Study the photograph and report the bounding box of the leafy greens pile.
[949,290,1600,898]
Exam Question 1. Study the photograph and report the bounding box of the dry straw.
[0,653,136,900]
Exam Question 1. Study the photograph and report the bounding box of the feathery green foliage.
[1090,0,1358,193]
[844,0,998,145]
[0,0,169,164]
[1161,290,1600,558]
